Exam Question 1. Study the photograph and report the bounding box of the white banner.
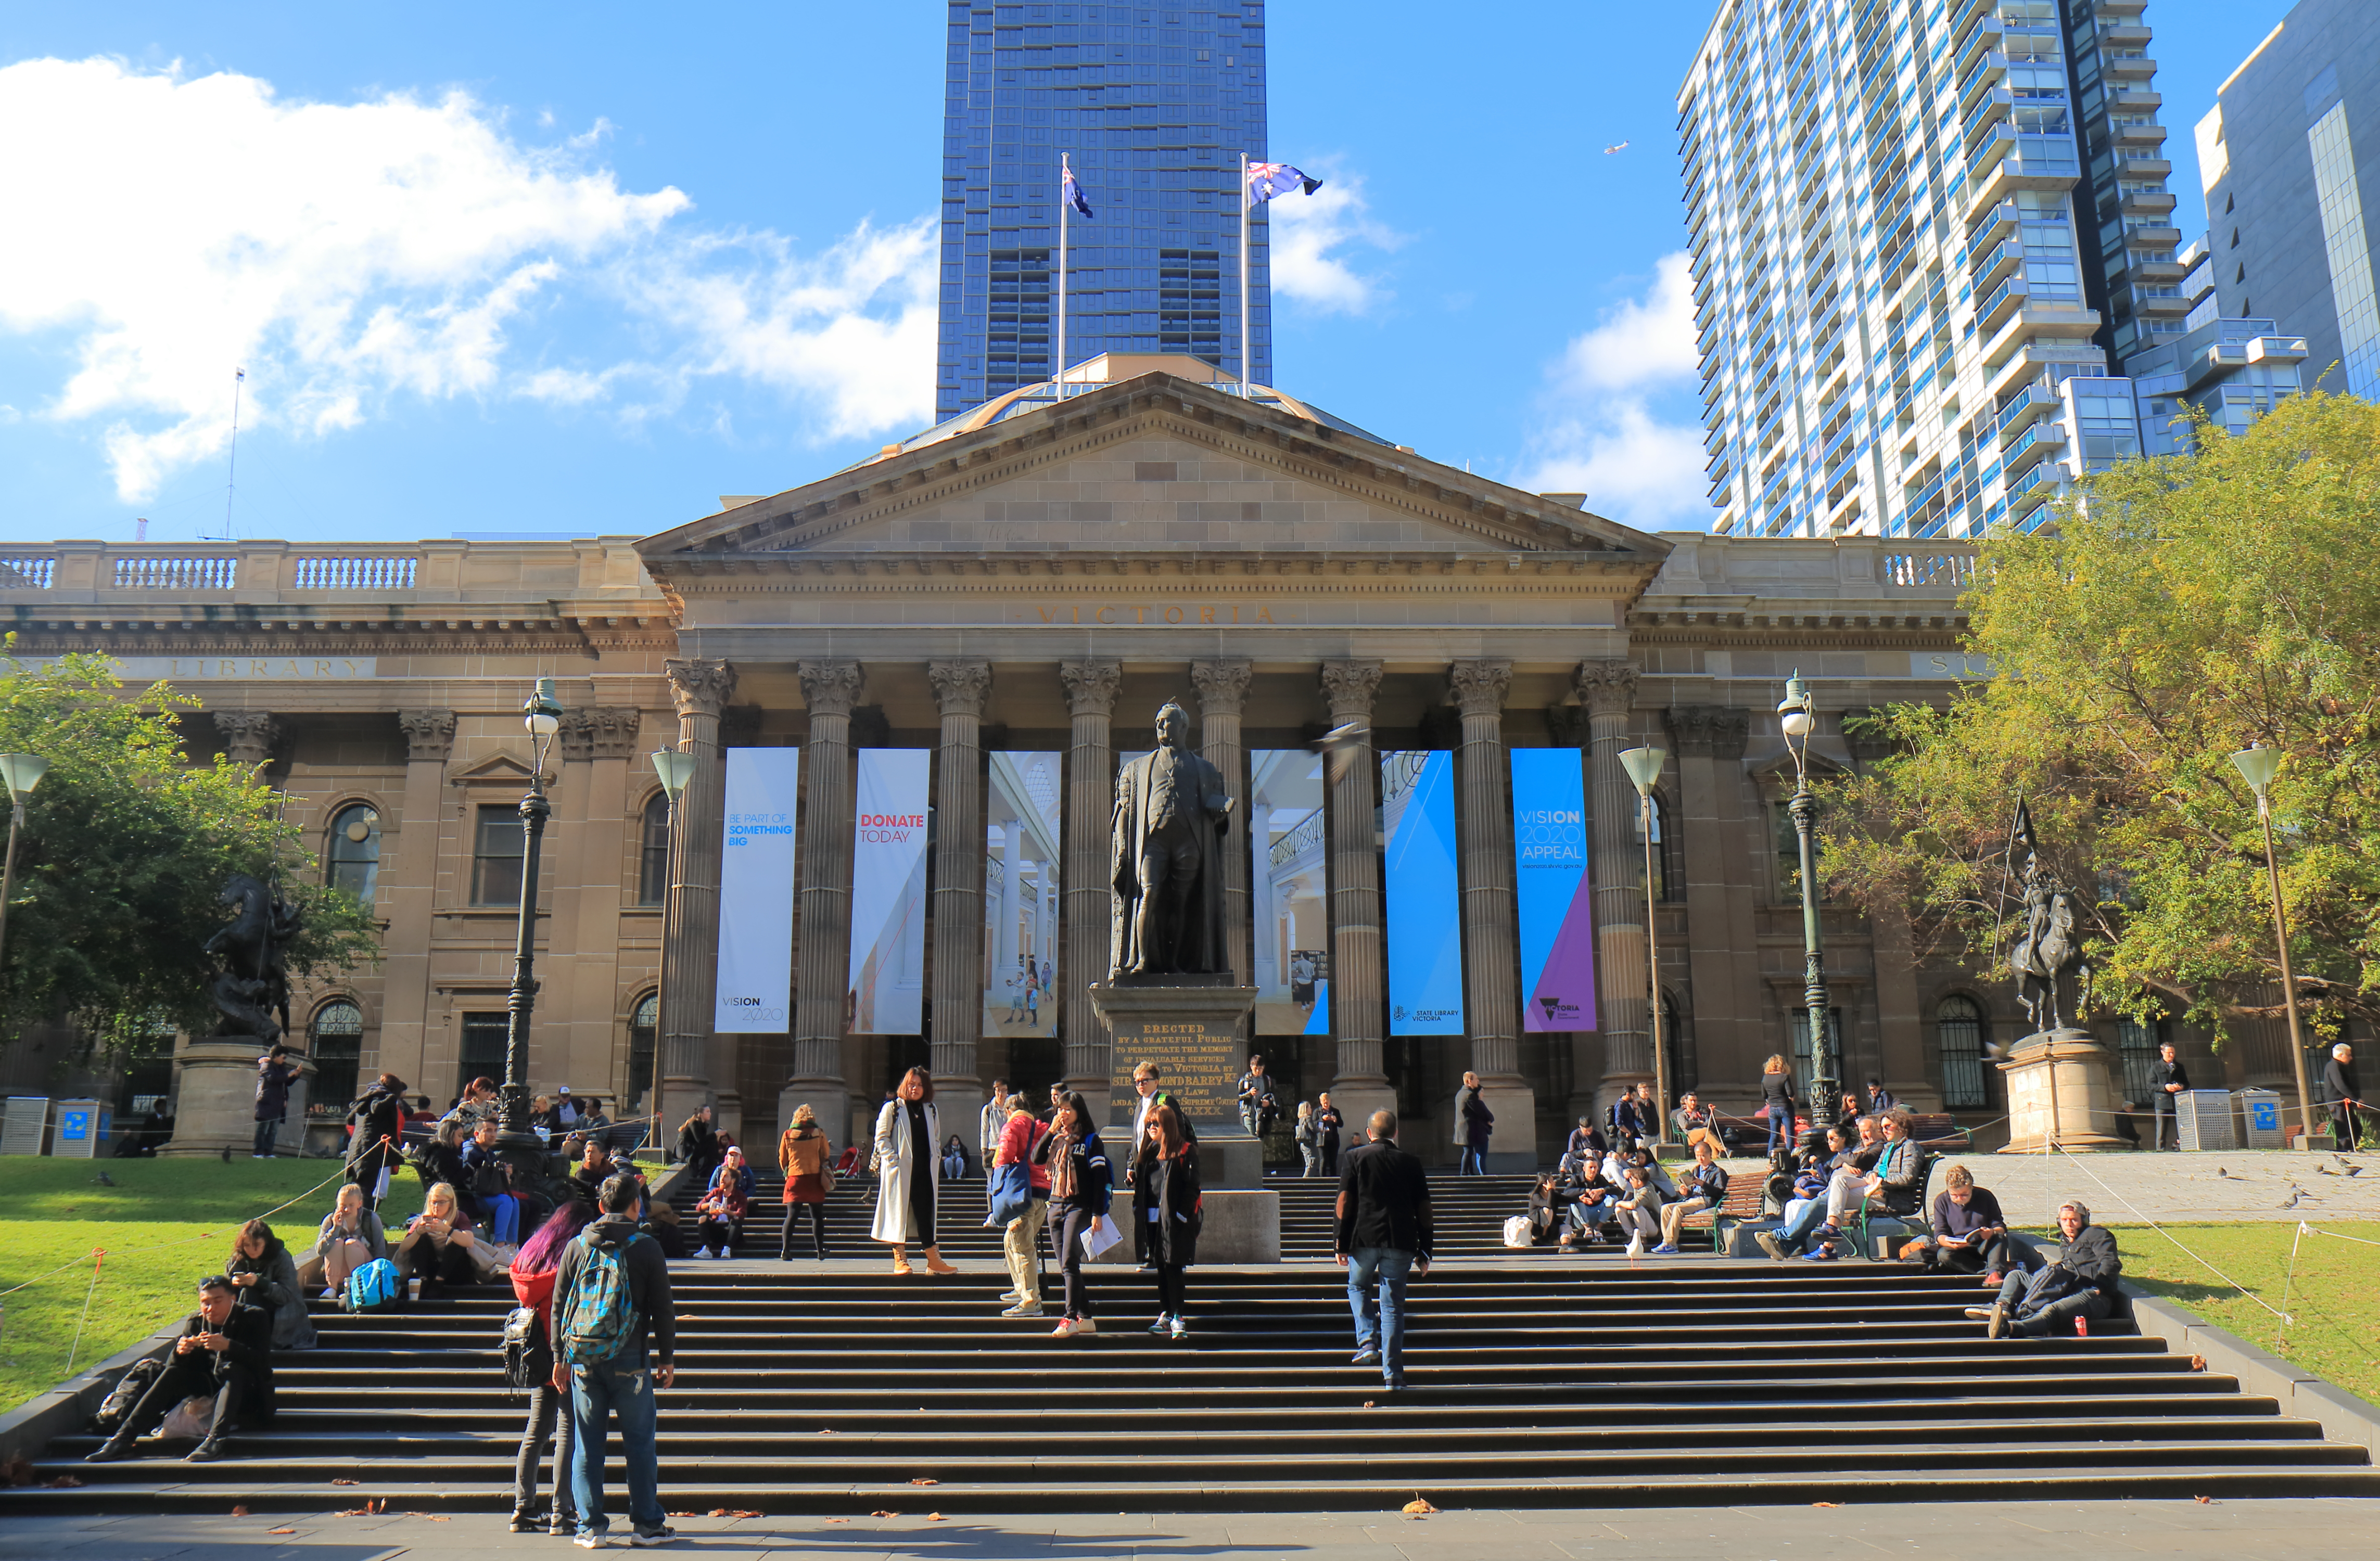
[850,748,930,1035]
[715,748,799,1033]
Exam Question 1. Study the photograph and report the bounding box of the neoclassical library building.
[0,360,2302,1162]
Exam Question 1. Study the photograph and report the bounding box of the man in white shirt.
[979,1078,1011,1165]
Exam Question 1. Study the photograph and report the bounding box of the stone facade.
[0,373,2307,1158]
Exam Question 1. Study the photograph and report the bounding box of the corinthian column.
[1191,660,1253,989]
[1320,660,1388,1108]
[928,662,992,1101]
[661,658,736,1140]
[1577,659,1648,1118]
[1060,661,1121,1097]
[788,662,863,1129]
[1450,661,1521,1084]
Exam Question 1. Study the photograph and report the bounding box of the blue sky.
[0,1,2296,545]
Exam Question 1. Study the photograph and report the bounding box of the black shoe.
[84,1436,136,1464]
[513,1511,542,1534]
[186,1437,230,1463]
[1382,1376,1407,1391]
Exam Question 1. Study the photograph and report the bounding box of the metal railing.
[1268,808,1324,871]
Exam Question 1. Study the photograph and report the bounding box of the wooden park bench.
[1676,1167,1768,1253]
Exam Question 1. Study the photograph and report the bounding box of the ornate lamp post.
[0,753,52,966]
[1778,672,1838,1141]
[1618,745,1671,1145]
[2230,744,2316,1141]
[647,747,696,1136]
[499,679,564,1152]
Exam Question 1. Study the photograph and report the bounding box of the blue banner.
[1382,750,1464,1035]
[1511,749,1597,1032]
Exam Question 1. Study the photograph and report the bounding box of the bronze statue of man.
[1110,700,1233,977]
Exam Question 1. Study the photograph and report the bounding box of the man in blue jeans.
[1335,1108,1433,1391]
[551,1175,678,1548]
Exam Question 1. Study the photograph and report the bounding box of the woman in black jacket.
[1032,1090,1112,1338]
[1760,1054,1797,1156]
[415,1118,483,1223]
[677,1104,720,1187]
[1132,1101,1201,1338]
[227,1218,316,1351]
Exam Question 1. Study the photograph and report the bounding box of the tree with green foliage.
[1822,391,2380,1046]
[0,648,379,1056]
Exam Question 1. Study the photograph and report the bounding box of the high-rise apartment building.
[934,1,1272,423]
[1678,0,2201,538]
[2197,0,2380,399]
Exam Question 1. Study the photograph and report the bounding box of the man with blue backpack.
[549,1175,677,1547]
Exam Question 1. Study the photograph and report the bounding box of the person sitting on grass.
[1966,1199,2121,1339]
[1653,1138,1730,1255]
[86,1274,273,1465]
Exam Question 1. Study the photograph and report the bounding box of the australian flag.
[1063,166,1093,218]
[1246,161,1324,202]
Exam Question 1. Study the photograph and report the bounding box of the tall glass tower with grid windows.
[935,2,1272,423]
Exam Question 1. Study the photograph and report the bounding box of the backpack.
[556,1231,648,1366]
[90,1357,161,1434]
[345,1258,403,1313]
[501,1305,553,1400]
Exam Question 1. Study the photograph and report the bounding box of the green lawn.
[2095,1221,2380,1411]
[0,1156,427,1413]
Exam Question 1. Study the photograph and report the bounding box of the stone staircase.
[7,1234,2375,1513]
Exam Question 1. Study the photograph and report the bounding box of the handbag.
[985,1161,1033,1227]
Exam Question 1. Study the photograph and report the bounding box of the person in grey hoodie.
[549,1174,678,1547]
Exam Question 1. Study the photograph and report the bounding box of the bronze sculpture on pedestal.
[1109,700,1233,979]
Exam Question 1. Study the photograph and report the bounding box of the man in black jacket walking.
[2150,1042,2188,1150]
[552,1174,678,1546]
[87,1275,273,1464]
[2325,1044,2369,1150]
[1968,1199,2121,1339]
[1336,1109,1433,1391]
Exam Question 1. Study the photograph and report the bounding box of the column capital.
[1060,659,1122,716]
[1320,659,1383,722]
[1665,703,1750,760]
[797,660,866,720]
[558,706,643,761]
[212,710,278,767]
[397,709,456,763]
[666,658,738,720]
[928,660,994,717]
[1190,659,1253,718]
[1573,659,1638,719]
[1448,659,1513,719]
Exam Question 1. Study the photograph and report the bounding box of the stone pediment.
[638,372,1669,569]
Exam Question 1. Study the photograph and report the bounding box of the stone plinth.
[1090,1187,1279,1265]
[1090,977,1257,1137]
[160,1035,308,1158]
[1997,1028,2128,1154]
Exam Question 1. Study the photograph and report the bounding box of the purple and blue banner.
[1382,749,1465,1036]
[714,747,799,1034]
[1512,748,1597,1033]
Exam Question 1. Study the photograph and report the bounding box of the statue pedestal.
[1997,1028,2128,1154]
[160,1034,310,1159]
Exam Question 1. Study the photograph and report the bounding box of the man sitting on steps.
[87,1275,273,1465]
[1966,1199,2121,1339]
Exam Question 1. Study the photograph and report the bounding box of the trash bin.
[0,1096,47,1156]
[2238,1088,2285,1150]
[54,1098,108,1159]
[2176,1089,2236,1152]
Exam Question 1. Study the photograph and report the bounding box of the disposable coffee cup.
[406,1277,423,1303]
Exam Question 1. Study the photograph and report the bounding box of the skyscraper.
[934,1,1272,423]
[2197,0,2380,401]
[1677,0,2201,538]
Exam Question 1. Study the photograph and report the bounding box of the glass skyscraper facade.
[935,2,1272,423]
[1678,0,2214,538]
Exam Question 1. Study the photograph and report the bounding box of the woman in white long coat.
[873,1065,958,1275]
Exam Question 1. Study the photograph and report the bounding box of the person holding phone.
[1033,1090,1112,1338]
[86,1275,273,1465]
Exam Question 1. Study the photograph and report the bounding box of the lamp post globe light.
[2230,744,2318,1142]
[647,747,696,1141]
[500,680,564,1153]
[0,752,51,967]
[1778,672,1838,1142]
[1617,745,1672,1146]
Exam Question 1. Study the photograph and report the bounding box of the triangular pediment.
[448,752,541,786]
[638,373,1670,571]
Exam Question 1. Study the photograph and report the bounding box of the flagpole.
[1057,151,1069,394]
[1238,151,1251,398]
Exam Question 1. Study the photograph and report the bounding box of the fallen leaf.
[1813,1502,1841,1508]
[870,1510,897,1518]
[669,1512,698,1518]
[927,1513,944,1521]
[823,1517,850,1524]
[231,1505,250,1518]
[2195,1495,2219,1506]
[1362,1400,1376,1409]
[2190,1354,2209,1372]
[335,1511,373,1519]
[709,1509,732,1518]
[910,1477,939,1486]
[819,1428,835,1435]
[1402,1498,1437,1515]
[267,1528,296,1536]
[42,1476,85,1489]
[330,1477,359,1486]
[1,1454,32,1487]
[403,1514,449,1521]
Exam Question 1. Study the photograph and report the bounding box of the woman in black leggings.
[1033,1090,1112,1338]
[1132,1100,1201,1338]
[777,1103,833,1260]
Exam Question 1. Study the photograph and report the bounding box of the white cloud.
[1514,252,1714,533]
[1265,171,1402,315]
[0,57,936,500]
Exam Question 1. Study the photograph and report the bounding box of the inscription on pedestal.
[1104,1017,1240,1124]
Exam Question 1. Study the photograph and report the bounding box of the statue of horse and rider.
[204,873,301,1041]
[2005,801,2081,1035]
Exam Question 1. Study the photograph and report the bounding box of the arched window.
[327,804,380,906]
[638,795,670,906]
[310,999,365,1112]
[1937,994,1988,1109]
[628,991,659,1115]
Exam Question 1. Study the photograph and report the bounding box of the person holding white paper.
[1033,1090,1112,1338]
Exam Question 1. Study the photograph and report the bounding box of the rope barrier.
[2045,1138,2294,1326]
[62,1249,105,1375]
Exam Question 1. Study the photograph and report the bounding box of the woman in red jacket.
[693,1163,748,1259]
[508,1201,594,1533]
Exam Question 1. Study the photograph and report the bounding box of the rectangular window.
[2309,101,2380,398]
[1787,1007,1843,1102]
[459,1012,508,1099]
[471,803,525,907]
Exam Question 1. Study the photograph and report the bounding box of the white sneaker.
[1050,1317,1080,1338]
[718,1248,731,1261]
[693,1247,714,1260]
[1074,1317,1097,1335]
[1001,1300,1044,1318]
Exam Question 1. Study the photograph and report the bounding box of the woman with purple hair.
[508,1199,596,1533]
